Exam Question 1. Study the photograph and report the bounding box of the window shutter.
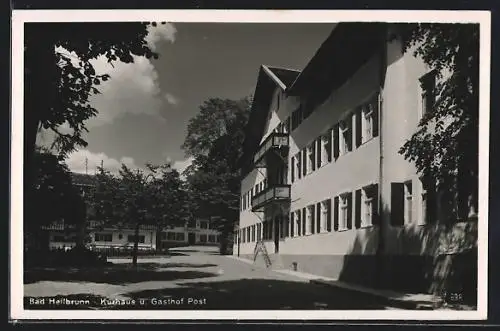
[355,108,362,148]
[302,207,307,235]
[391,183,405,226]
[347,114,353,152]
[333,197,339,231]
[355,189,362,229]
[311,143,316,172]
[326,199,332,231]
[327,130,333,162]
[297,153,302,179]
[317,138,322,168]
[290,212,295,237]
[347,192,353,229]
[291,156,295,183]
[373,94,380,138]
[302,149,307,176]
[333,125,340,159]
[372,184,379,225]
[297,211,301,236]
[310,205,315,234]
[316,202,321,232]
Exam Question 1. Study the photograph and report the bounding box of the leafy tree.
[182,97,251,254]
[24,22,166,233]
[28,147,86,249]
[90,162,187,266]
[397,23,479,222]
[145,163,190,250]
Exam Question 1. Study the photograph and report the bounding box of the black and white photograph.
[10,10,490,320]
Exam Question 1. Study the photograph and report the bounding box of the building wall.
[90,228,157,250]
[235,28,455,292]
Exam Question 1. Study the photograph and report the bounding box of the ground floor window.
[199,234,207,243]
[127,235,145,243]
[208,234,216,243]
[94,233,112,242]
[175,232,185,241]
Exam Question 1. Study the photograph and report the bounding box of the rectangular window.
[361,185,378,227]
[419,177,436,225]
[321,132,332,166]
[296,152,302,179]
[257,223,262,241]
[290,212,295,237]
[200,221,208,229]
[251,224,255,242]
[339,193,352,230]
[167,232,176,240]
[247,226,251,242]
[320,200,329,232]
[200,234,207,243]
[175,232,185,241]
[290,156,295,183]
[361,103,374,143]
[339,116,352,155]
[208,234,216,242]
[127,235,145,243]
[307,144,314,175]
[404,181,413,224]
[95,233,112,242]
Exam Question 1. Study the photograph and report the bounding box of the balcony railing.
[253,132,289,166]
[251,184,291,212]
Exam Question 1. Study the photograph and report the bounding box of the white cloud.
[172,157,194,175]
[164,93,179,106]
[145,23,177,51]
[66,149,142,175]
[85,54,164,128]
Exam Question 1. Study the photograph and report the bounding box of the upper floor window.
[362,103,374,143]
[307,144,315,175]
[295,152,302,180]
[339,116,353,155]
[295,209,302,236]
[321,130,332,166]
[306,205,314,235]
[200,221,208,229]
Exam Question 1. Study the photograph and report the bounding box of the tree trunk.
[132,223,140,267]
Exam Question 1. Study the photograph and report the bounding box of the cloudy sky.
[38,23,334,174]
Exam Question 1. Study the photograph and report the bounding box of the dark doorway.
[188,232,196,245]
[274,216,280,253]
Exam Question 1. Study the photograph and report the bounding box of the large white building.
[234,23,477,294]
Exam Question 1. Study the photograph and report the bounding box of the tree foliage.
[28,148,87,248]
[25,22,165,159]
[90,162,188,265]
[397,23,479,221]
[182,97,251,253]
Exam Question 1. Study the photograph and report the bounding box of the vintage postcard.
[10,9,490,321]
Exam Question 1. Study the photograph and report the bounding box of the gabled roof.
[239,65,301,174]
[287,22,387,97]
[239,23,388,178]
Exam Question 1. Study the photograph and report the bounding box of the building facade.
[234,23,475,293]
[44,173,221,251]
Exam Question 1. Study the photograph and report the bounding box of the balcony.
[253,132,289,167]
[251,184,291,212]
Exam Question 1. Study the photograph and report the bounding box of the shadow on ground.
[24,262,218,285]
[120,278,394,310]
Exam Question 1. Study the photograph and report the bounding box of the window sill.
[336,228,350,232]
